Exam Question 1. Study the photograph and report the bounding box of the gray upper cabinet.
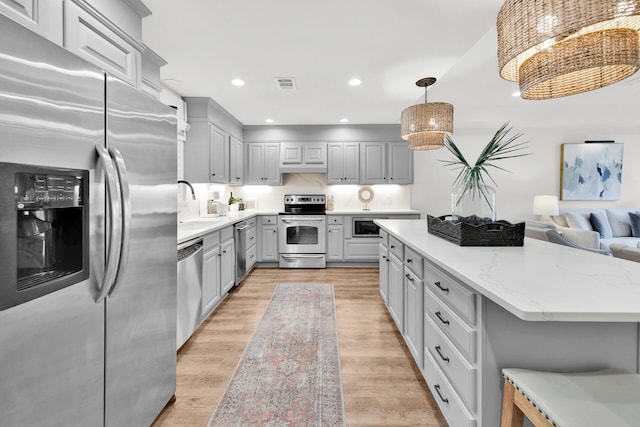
[65,1,141,87]
[360,141,413,185]
[183,121,231,183]
[246,143,282,185]
[0,0,63,45]
[208,125,229,183]
[279,141,327,173]
[359,142,387,184]
[184,98,244,184]
[327,142,359,184]
[388,141,413,184]
[229,135,243,185]
[1,0,161,94]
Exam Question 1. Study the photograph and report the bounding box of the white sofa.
[546,208,640,251]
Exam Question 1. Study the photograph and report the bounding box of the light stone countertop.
[375,219,640,322]
[178,209,421,244]
[326,209,422,215]
[177,210,269,244]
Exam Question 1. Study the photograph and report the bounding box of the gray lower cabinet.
[202,226,235,319]
[258,216,278,262]
[246,219,257,270]
[202,232,221,316]
[220,237,235,294]
[327,224,344,260]
[379,243,389,304]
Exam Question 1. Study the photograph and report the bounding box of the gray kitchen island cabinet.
[376,219,640,427]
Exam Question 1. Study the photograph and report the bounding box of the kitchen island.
[375,219,640,427]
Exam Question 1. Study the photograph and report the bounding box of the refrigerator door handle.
[107,146,131,297]
[95,145,123,303]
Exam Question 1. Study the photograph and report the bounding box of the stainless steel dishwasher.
[176,238,203,350]
[235,221,250,284]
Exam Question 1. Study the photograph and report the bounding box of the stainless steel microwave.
[352,217,385,237]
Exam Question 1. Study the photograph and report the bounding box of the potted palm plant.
[441,122,530,223]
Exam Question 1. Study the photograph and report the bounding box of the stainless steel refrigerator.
[0,14,177,427]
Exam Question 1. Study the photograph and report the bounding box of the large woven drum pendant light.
[400,77,453,151]
[497,0,640,99]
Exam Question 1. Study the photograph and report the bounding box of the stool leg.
[501,379,524,427]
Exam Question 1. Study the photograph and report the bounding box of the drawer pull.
[434,281,449,293]
[390,245,395,249]
[405,273,414,282]
[435,311,450,325]
[434,384,449,404]
[406,258,413,263]
[379,235,383,239]
[435,346,450,363]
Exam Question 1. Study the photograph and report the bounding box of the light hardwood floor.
[152,267,447,426]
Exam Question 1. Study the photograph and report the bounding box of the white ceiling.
[142,0,640,130]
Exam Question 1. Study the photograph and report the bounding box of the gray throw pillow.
[590,212,613,238]
[564,212,593,231]
[629,212,640,237]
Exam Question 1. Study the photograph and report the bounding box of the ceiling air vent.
[275,77,297,90]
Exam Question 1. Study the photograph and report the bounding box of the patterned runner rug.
[208,284,345,426]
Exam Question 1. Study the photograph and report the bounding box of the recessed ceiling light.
[340,118,349,123]
[348,78,362,86]
[512,91,521,97]
[231,79,245,86]
[265,118,274,123]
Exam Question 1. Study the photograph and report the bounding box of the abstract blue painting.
[560,143,623,200]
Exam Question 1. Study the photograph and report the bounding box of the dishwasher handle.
[178,242,203,262]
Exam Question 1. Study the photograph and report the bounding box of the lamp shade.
[532,195,559,216]
[400,77,453,150]
[497,0,640,99]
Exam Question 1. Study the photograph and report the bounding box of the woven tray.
[427,215,525,246]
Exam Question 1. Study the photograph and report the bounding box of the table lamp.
[532,195,559,223]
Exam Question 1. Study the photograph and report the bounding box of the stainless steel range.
[278,194,326,268]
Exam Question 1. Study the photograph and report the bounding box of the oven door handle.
[281,218,325,223]
[95,145,122,303]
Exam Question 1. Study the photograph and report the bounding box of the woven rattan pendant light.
[497,1,640,99]
[400,77,453,151]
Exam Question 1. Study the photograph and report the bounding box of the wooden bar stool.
[501,368,640,427]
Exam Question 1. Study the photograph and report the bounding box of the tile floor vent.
[275,77,297,90]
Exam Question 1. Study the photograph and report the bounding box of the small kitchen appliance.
[278,194,327,268]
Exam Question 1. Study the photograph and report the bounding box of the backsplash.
[178,173,412,222]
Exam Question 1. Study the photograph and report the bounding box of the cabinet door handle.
[386,258,390,263]
[390,245,395,249]
[273,229,277,233]
[223,250,226,253]
[406,258,413,263]
[379,236,383,239]
[211,173,216,176]
[382,255,387,259]
[434,384,449,404]
[435,346,450,363]
[236,176,241,180]
[435,311,450,325]
[405,273,414,282]
[434,281,449,293]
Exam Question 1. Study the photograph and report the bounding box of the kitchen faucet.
[177,180,196,200]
